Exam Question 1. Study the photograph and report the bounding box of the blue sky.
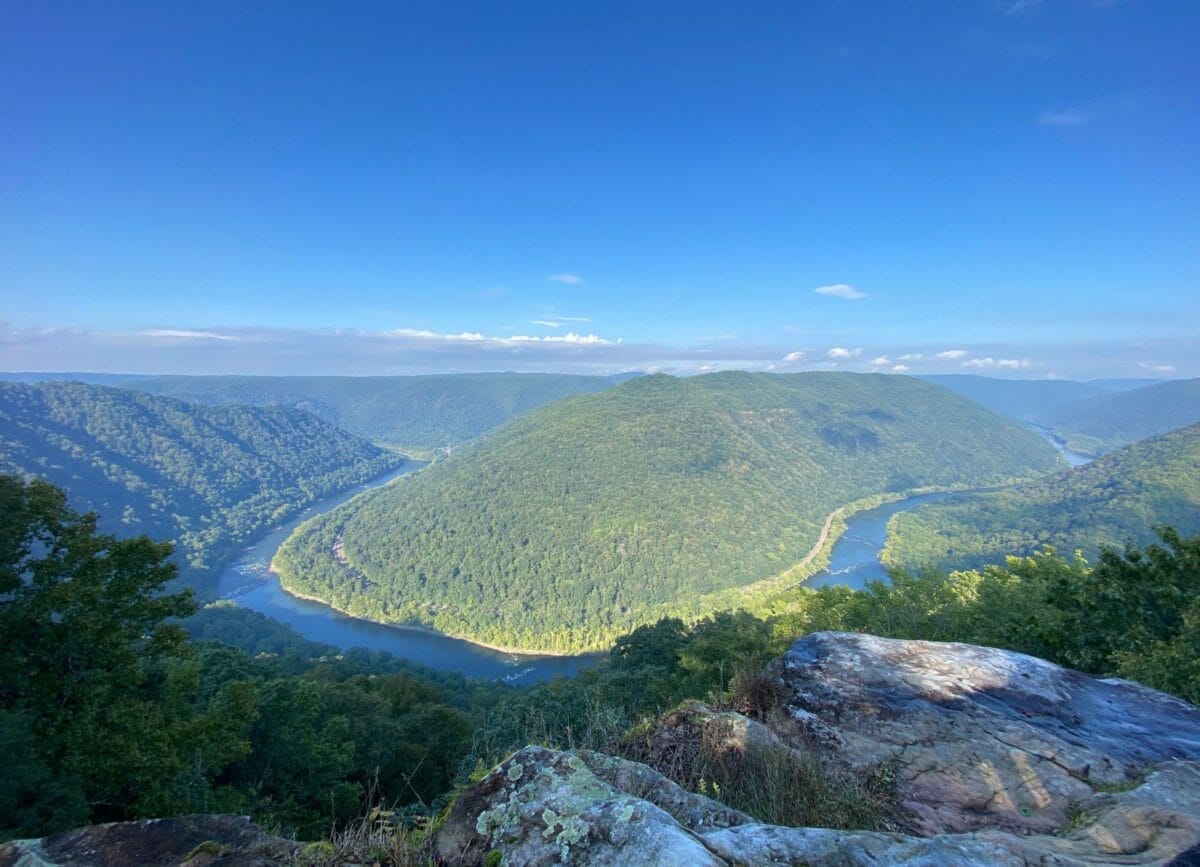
[2,0,1197,378]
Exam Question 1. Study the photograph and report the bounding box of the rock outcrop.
[0,815,303,867]
[772,631,1200,836]
[437,632,1200,865]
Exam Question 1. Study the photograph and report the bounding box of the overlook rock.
[0,815,303,867]
[437,632,1200,865]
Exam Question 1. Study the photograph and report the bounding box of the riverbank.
[271,569,582,658]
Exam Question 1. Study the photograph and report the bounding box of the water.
[803,430,1093,590]
[803,493,956,590]
[216,461,597,684]
[1031,425,1092,468]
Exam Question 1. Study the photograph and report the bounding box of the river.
[802,427,1092,590]
[217,430,1091,681]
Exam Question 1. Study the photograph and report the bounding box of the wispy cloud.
[963,357,1031,370]
[1138,361,1177,375]
[935,349,969,360]
[556,315,591,322]
[1038,107,1093,127]
[814,283,867,300]
[892,364,910,373]
[898,352,924,361]
[782,350,805,363]
[1003,0,1045,15]
[388,327,616,346]
[1039,95,1136,128]
[140,329,240,341]
[869,355,890,366]
[547,273,583,285]
[531,320,561,328]
[826,346,862,360]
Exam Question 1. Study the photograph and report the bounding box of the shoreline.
[269,567,584,658]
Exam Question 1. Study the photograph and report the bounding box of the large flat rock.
[770,632,1200,835]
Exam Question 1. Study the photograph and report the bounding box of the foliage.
[1038,377,1200,456]
[1,475,204,834]
[885,422,1200,572]
[120,372,629,450]
[0,475,487,843]
[0,381,403,596]
[276,371,1059,652]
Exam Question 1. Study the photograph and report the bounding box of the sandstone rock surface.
[0,815,302,867]
[438,632,1200,865]
[772,631,1200,836]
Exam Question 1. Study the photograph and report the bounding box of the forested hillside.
[918,374,1109,422]
[1038,377,1200,455]
[0,381,403,593]
[885,422,1200,573]
[119,372,629,452]
[275,371,1060,652]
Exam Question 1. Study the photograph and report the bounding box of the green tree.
[0,475,210,834]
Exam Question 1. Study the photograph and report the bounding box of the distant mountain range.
[1036,378,1200,456]
[274,371,1060,652]
[30,372,635,453]
[0,381,403,594]
[918,374,1163,422]
[885,421,1200,572]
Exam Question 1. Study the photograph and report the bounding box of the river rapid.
[217,431,1091,682]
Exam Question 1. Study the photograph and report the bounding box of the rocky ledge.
[437,632,1200,865]
[0,815,303,867]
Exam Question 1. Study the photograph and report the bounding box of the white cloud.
[508,332,615,345]
[386,327,616,346]
[963,357,1032,370]
[892,364,910,373]
[782,350,805,363]
[936,349,969,360]
[869,355,890,366]
[1138,361,1177,375]
[814,283,867,300]
[531,320,561,328]
[140,329,239,341]
[898,352,924,361]
[826,346,862,360]
[548,273,583,285]
[556,316,591,322]
[1038,107,1093,127]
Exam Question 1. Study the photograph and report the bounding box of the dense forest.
[1037,377,1200,456]
[275,371,1060,652]
[0,381,403,595]
[6,473,1197,852]
[884,421,1200,573]
[115,372,630,453]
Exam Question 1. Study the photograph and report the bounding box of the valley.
[273,371,1061,652]
[3,369,1197,852]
